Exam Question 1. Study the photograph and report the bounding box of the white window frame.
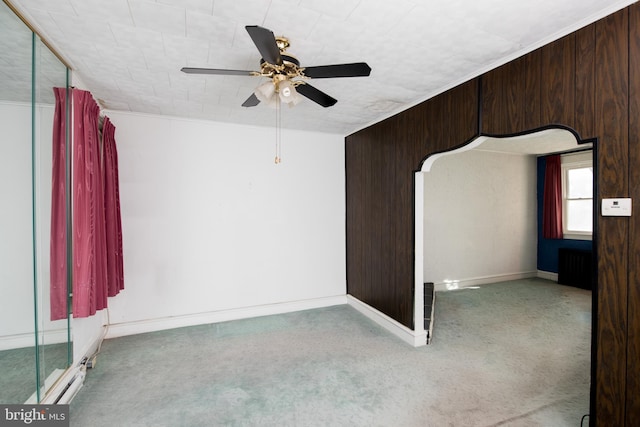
[561,151,593,241]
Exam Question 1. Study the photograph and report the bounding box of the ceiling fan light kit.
[254,76,302,108]
[276,79,302,106]
[255,81,276,102]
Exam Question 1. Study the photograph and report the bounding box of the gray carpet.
[70,278,592,426]
[0,346,37,404]
[0,342,70,404]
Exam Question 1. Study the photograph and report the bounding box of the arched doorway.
[414,127,594,338]
[413,126,595,423]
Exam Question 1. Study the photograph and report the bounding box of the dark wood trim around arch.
[345,4,639,426]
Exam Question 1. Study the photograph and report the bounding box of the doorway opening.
[414,127,594,339]
[413,127,595,422]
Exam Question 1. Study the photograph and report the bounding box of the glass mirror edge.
[30,29,42,404]
[33,32,73,403]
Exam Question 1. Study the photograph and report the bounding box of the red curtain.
[50,88,68,321]
[51,88,124,319]
[102,117,124,297]
[542,154,563,239]
[72,89,108,317]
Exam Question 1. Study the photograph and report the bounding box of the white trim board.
[106,295,429,350]
[537,270,559,282]
[414,172,426,340]
[104,295,348,339]
[347,295,427,347]
[433,271,539,292]
[0,329,69,351]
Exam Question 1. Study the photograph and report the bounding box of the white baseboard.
[71,310,109,367]
[347,295,427,347]
[0,328,69,351]
[0,333,34,351]
[105,295,348,339]
[537,270,558,282]
[433,271,538,292]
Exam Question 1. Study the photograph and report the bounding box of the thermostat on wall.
[601,198,632,216]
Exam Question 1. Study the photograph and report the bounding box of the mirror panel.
[0,0,71,403]
[0,0,37,404]
[34,33,71,399]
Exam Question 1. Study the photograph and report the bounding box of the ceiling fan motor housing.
[259,54,304,81]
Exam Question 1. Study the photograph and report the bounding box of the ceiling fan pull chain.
[275,97,282,164]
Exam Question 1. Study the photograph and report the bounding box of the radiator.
[424,282,435,344]
[558,248,593,290]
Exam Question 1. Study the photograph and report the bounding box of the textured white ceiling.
[4,0,638,135]
[421,128,589,171]
[475,129,590,155]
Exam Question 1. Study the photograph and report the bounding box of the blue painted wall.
[537,156,592,273]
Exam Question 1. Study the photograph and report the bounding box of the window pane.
[567,168,593,198]
[567,199,592,232]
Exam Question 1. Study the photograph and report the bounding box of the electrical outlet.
[87,355,97,369]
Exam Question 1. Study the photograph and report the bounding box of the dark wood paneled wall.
[481,51,542,134]
[346,124,399,321]
[594,8,630,426]
[345,4,639,426]
[627,4,640,426]
[346,80,478,328]
[575,24,597,138]
[541,35,576,127]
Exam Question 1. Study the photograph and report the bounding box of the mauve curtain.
[51,88,124,319]
[72,89,108,317]
[50,87,68,321]
[102,117,124,297]
[542,154,563,239]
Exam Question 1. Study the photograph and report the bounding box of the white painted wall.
[423,149,537,289]
[0,102,34,344]
[3,93,346,360]
[0,101,69,350]
[102,111,347,332]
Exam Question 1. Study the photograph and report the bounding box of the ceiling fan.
[181,25,371,108]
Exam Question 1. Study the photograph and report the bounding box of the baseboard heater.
[54,370,85,404]
[558,248,593,290]
[35,367,86,405]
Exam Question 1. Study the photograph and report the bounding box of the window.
[561,151,593,240]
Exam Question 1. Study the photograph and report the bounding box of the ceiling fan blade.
[303,62,371,79]
[245,25,282,65]
[241,93,260,107]
[181,67,254,76]
[296,84,337,107]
